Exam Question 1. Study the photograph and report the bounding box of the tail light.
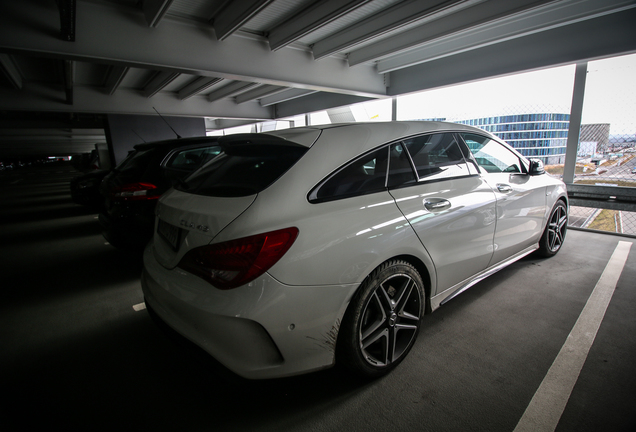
[177,227,299,289]
[111,182,160,201]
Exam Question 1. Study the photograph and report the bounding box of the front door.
[459,133,548,266]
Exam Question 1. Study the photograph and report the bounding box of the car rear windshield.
[176,142,307,197]
[102,147,166,190]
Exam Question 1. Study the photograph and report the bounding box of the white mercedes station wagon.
[141,122,568,379]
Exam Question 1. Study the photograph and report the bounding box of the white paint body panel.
[389,176,497,294]
[484,172,547,266]
[143,245,357,379]
[141,122,568,379]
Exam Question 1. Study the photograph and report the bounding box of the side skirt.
[430,244,538,311]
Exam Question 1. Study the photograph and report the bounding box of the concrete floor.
[1,164,635,432]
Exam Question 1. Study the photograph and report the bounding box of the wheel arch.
[334,254,430,376]
[392,254,433,314]
[342,253,434,320]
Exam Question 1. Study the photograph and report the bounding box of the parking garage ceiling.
[0,0,635,157]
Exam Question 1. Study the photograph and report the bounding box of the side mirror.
[529,159,545,175]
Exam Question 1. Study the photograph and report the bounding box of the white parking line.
[133,302,146,312]
[513,241,632,432]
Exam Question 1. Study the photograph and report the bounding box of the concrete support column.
[392,97,398,121]
[563,63,588,184]
[105,114,205,166]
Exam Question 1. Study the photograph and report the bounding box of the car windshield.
[177,143,308,197]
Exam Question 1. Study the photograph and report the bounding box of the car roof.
[133,136,219,151]
[267,121,490,150]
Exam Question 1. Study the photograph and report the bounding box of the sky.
[396,65,576,121]
[384,53,636,135]
[581,54,636,133]
[219,53,636,136]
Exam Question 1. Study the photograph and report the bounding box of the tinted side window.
[388,143,417,188]
[166,146,221,172]
[403,133,469,181]
[311,146,389,202]
[461,133,521,174]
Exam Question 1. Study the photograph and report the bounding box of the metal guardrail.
[567,184,636,211]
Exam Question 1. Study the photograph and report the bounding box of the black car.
[99,137,221,250]
[70,169,111,209]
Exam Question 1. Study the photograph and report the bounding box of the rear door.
[388,133,497,294]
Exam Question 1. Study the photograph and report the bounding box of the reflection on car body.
[141,122,568,379]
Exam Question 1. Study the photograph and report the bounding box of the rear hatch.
[153,190,257,268]
[151,132,314,269]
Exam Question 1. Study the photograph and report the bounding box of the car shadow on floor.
[1,309,375,432]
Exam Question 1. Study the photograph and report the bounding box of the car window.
[177,144,307,197]
[165,146,221,171]
[112,147,168,183]
[115,148,151,173]
[402,133,469,182]
[388,143,417,188]
[461,133,522,174]
[310,146,389,203]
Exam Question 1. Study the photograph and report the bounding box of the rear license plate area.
[158,219,182,251]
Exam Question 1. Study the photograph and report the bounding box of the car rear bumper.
[99,204,155,249]
[141,243,358,379]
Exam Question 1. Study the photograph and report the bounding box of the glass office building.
[457,113,570,165]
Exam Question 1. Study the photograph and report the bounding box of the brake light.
[177,227,299,289]
[111,182,160,201]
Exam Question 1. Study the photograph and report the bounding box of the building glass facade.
[456,113,570,165]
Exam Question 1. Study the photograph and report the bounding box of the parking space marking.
[513,241,632,432]
[133,302,146,312]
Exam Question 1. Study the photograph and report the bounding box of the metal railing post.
[563,63,588,184]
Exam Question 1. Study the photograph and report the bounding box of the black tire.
[537,200,567,257]
[337,260,424,378]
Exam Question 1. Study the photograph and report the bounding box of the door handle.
[497,184,512,193]
[424,199,451,211]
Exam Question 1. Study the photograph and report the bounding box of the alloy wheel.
[359,273,421,367]
[547,204,567,252]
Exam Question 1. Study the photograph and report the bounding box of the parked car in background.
[99,137,221,250]
[141,122,568,380]
[70,169,111,209]
[71,149,101,172]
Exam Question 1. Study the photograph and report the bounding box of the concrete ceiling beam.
[260,88,318,107]
[235,85,288,104]
[377,0,636,73]
[386,9,636,96]
[212,0,274,41]
[267,0,373,51]
[143,0,175,28]
[312,0,484,60]
[0,83,273,119]
[0,0,386,97]
[347,0,559,66]
[0,54,23,90]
